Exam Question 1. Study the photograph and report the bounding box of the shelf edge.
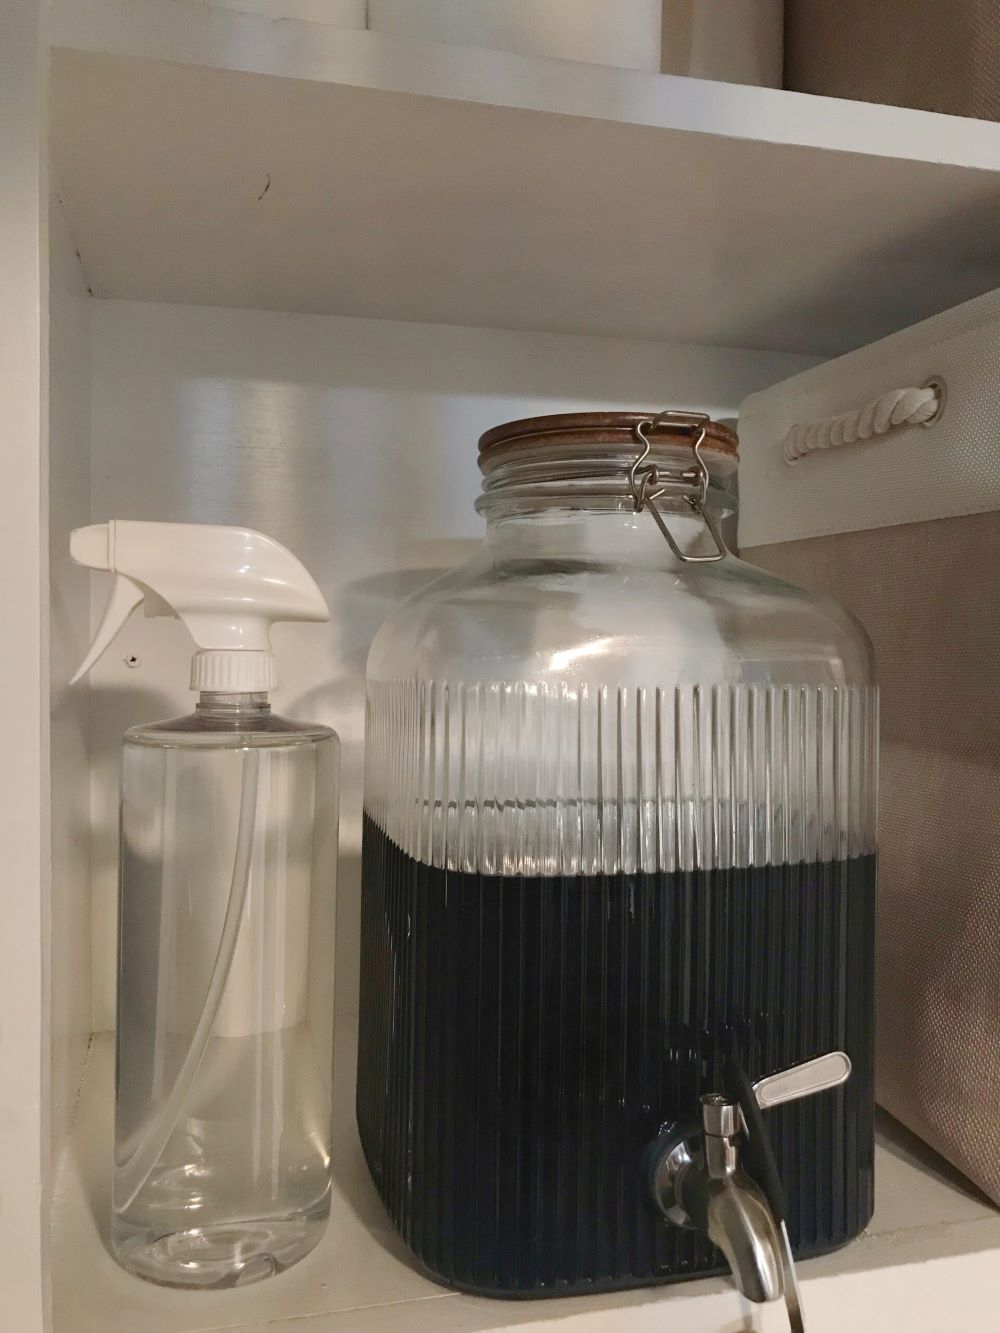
[51,0,1000,174]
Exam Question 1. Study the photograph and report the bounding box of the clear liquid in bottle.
[112,694,339,1288]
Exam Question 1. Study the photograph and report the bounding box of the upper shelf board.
[51,0,1000,355]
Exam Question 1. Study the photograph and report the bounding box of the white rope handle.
[782,385,941,465]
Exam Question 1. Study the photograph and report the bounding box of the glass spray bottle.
[71,521,339,1288]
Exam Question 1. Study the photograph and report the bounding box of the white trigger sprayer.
[70,519,329,689]
[71,521,339,1287]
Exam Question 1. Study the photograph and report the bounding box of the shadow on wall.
[297,557,480,1019]
[296,547,481,700]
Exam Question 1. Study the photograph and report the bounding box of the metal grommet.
[921,376,947,427]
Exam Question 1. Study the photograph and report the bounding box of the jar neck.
[484,501,733,564]
[477,445,736,563]
[479,439,734,507]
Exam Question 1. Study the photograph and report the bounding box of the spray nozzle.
[70,520,330,692]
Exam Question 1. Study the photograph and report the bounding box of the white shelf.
[52,1027,1000,1333]
[51,0,1000,355]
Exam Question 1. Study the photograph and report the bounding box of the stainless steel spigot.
[648,1052,852,1333]
[696,1094,784,1303]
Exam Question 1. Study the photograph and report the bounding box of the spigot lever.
[752,1051,852,1111]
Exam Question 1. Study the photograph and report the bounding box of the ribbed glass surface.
[364,681,878,874]
[358,678,878,1295]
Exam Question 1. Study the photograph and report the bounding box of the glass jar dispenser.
[357,411,877,1299]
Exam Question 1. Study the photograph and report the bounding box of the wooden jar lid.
[478,410,739,467]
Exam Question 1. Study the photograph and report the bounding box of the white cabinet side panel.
[0,0,48,1329]
[48,191,92,1159]
[88,299,814,1030]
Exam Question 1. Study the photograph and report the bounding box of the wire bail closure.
[629,411,728,563]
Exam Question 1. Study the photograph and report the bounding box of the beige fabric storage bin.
[739,289,1000,1206]
[785,0,1000,121]
[661,0,783,87]
[366,0,663,71]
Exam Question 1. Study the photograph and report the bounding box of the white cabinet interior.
[24,3,1000,1329]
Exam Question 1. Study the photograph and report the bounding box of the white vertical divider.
[47,188,93,1163]
[0,0,49,1328]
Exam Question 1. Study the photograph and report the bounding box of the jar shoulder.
[367,555,874,687]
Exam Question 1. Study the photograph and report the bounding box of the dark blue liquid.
[357,817,875,1297]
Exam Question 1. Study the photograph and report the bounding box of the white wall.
[87,298,815,1029]
[48,191,93,1159]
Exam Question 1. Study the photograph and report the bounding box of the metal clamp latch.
[628,410,727,563]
